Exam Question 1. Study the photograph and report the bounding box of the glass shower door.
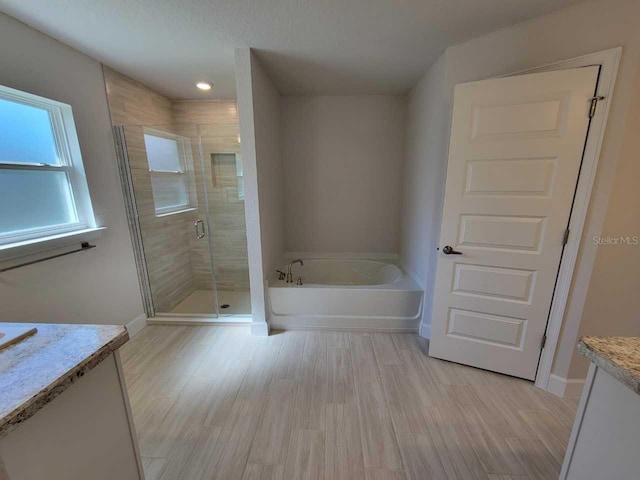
[115,124,220,317]
[197,124,252,316]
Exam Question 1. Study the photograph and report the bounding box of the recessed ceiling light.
[196,82,212,91]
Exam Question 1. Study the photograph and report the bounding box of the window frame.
[143,127,197,216]
[0,85,96,247]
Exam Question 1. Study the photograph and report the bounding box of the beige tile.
[190,358,252,427]
[175,425,222,480]
[396,432,447,480]
[422,406,488,480]
[242,464,285,480]
[156,424,208,480]
[124,327,579,480]
[208,400,265,480]
[458,405,526,476]
[293,360,327,430]
[394,349,445,407]
[237,341,283,402]
[517,409,571,465]
[141,457,167,480]
[350,333,381,384]
[303,331,328,362]
[372,333,402,365]
[391,334,426,353]
[273,331,306,380]
[325,404,365,480]
[379,364,428,434]
[487,476,529,480]
[505,437,561,480]
[284,429,325,480]
[327,347,356,404]
[131,395,176,434]
[326,332,350,348]
[248,380,298,465]
[356,381,402,470]
[138,375,212,457]
[365,469,407,480]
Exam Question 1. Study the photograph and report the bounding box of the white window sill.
[155,207,197,218]
[0,227,105,262]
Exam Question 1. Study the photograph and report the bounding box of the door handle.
[194,219,206,239]
[442,245,463,255]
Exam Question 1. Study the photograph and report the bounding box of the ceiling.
[0,0,584,99]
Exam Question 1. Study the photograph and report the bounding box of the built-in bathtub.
[268,258,423,331]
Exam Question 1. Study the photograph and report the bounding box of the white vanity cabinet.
[0,323,143,480]
[561,337,640,480]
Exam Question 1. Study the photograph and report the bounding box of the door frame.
[498,48,622,390]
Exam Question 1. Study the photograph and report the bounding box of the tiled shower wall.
[104,67,249,312]
[174,102,250,292]
[104,67,195,312]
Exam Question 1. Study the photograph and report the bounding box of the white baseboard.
[419,322,431,339]
[548,373,586,398]
[126,313,147,338]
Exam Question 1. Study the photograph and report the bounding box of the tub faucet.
[287,259,304,283]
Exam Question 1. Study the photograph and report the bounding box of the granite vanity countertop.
[578,336,640,396]
[0,322,128,438]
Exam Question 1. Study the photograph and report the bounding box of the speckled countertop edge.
[0,324,129,438]
[578,336,640,396]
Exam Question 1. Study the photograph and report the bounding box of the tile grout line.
[369,333,412,478]
[279,331,307,477]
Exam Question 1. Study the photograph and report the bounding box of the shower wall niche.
[104,66,250,317]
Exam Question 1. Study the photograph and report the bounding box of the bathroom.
[104,67,253,320]
[2,2,640,479]
[107,60,424,332]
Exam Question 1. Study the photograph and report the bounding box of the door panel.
[458,215,546,252]
[447,308,526,348]
[452,264,536,303]
[464,157,557,197]
[429,67,599,380]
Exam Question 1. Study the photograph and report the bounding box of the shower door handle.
[194,219,206,239]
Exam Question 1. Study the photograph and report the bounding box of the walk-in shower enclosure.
[105,67,251,320]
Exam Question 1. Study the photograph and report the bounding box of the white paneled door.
[429,67,599,380]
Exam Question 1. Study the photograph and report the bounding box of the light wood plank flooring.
[120,326,579,480]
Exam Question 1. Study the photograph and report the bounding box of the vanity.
[0,323,143,480]
[561,336,640,479]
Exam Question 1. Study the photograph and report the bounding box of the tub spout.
[287,259,304,283]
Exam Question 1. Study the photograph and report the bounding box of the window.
[0,85,97,248]
[144,129,196,215]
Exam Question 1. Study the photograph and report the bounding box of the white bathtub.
[268,259,423,331]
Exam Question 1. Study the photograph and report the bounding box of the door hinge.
[562,228,570,246]
[589,96,605,118]
[541,334,547,350]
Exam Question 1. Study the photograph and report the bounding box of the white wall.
[282,95,406,255]
[0,13,144,326]
[251,55,286,275]
[235,48,286,334]
[399,55,448,289]
[401,0,640,380]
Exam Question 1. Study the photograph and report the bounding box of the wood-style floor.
[120,325,579,480]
